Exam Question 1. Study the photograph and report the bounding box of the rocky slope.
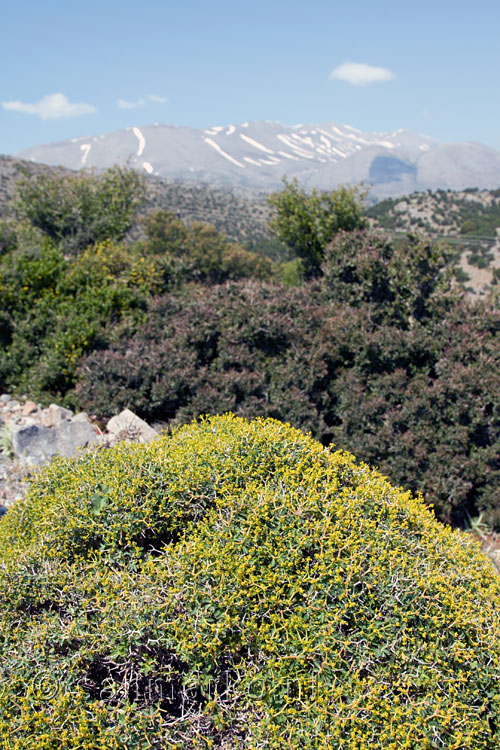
[366,188,500,293]
[0,393,161,510]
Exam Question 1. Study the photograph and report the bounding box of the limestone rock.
[21,400,38,416]
[39,403,73,428]
[106,409,157,444]
[0,396,158,507]
[11,416,99,467]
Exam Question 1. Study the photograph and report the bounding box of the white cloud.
[2,92,96,119]
[329,62,395,86]
[117,94,168,109]
[117,97,146,109]
[148,94,168,104]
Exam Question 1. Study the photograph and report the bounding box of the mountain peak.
[15,120,500,199]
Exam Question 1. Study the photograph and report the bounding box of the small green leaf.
[91,484,111,515]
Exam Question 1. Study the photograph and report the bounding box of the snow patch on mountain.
[204,138,245,167]
[204,126,224,136]
[240,134,274,154]
[243,157,262,166]
[80,144,91,165]
[133,127,146,156]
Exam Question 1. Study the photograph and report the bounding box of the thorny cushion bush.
[1,415,500,749]
[76,281,500,530]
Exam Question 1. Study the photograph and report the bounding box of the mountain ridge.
[15,120,500,199]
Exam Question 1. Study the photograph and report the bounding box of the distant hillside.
[2,155,500,292]
[140,175,271,244]
[365,188,500,293]
[0,156,72,219]
[0,155,272,245]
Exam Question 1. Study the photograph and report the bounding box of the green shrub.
[1,414,500,748]
[76,280,500,530]
[13,165,146,255]
[0,240,155,401]
[141,210,273,285]
[321,230,456,326]
[0,203,273,403]
[268,179,367,278]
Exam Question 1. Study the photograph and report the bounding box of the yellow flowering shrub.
[1,414,500,748]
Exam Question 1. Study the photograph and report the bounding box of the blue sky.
[2,0,499,154]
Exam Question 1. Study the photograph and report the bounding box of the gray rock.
[39,403,73,428]
[21,400,38,416]
[107,409,157,444]
[0,394,11,403]
[72,411,92,424]
[11,417,99,466]
[13,416,37,427]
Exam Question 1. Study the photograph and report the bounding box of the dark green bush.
[1,414,500,748]
[321,230,456,326]
[75,280,329,433]
[75,280,500,530]
[331,299,500,528]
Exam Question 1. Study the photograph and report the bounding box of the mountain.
[15,121,500,199]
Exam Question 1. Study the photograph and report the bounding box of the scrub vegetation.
[1,415,500,749]
[1,166,500,747]
[1,167,499,529]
